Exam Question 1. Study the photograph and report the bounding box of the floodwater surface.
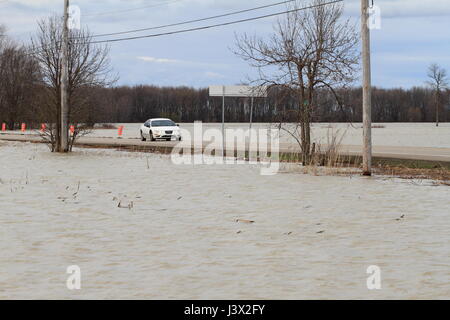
[0,141,449,299]
[7,122,450,148]
[87,122,450,148]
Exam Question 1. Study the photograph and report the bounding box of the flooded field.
[5,122,450,148]
[87,122,450,148]
[0,141,449,299]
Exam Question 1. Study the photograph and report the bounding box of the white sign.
[209,85,267,97]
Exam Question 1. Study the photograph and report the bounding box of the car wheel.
[140,131,146,141]
[178,137,182,141]
[150,132,156,141]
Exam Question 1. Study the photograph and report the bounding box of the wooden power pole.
[361,0,372,176]
[60,0,70,152]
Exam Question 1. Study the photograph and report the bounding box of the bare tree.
[30,15,116,152]
[0,27,41,129]
[234,0,358,163]
[426,63,448,127]
[0,25,6,48]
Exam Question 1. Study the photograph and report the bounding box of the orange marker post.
[41,123,46,132]
[70,125,75,135]
[1,123,6,131]
[21,123,26,132]
[118,125,124,137]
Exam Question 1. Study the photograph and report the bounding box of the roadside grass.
[279,152,450,182]
[371,159,450,185]
[115,141,450,183]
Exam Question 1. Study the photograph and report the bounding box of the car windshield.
[151,120,176,127]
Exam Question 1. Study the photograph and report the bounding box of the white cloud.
[137,56,182,64]
[137,56,227,68]
[376,53,450,64]
[204,71,225,78]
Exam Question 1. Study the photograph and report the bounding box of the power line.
[86,0,299,39]
[83,0,184,18]
[89,0,344,44]
[25,0,343,56]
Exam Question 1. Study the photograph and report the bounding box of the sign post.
[209,85,267,159]
[222,86,225,158]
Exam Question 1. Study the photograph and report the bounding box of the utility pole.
[222,85,225,159]
[361,0,372,176]
[60,0,70,152]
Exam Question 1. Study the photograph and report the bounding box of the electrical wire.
[85,0,299,39]
[24,0,343,55]
[89,0,344,44]
[82,0,184,18]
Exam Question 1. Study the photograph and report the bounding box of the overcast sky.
[1,0,449,88]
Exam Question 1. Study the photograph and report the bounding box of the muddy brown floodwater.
[0,141,448,299]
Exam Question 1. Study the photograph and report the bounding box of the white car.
[140,118,182,141]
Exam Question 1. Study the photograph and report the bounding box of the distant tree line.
[87,85,449,124]
[2,81,449,128]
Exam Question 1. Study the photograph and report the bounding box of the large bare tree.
[426,63,448,127]
[234,0,359,163]
[0,25,6,48]
[30,15,116,152]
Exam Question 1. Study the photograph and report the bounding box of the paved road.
[1,133,450,162]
